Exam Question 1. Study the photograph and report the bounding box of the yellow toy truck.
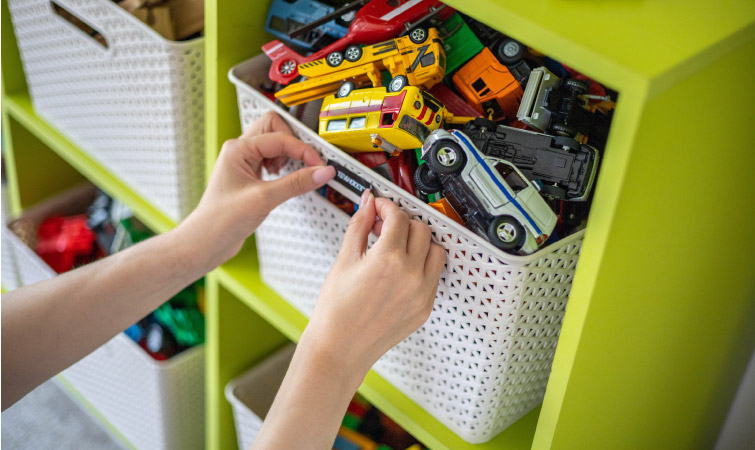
[319,83,474,154]
[275,27,446,107]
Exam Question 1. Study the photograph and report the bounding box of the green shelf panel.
[215,242,537,450]
[1,93,176,234]
[444,0,755,96]
[55,375,137,450]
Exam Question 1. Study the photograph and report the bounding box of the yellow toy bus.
[275,27,446,107]
[319,84,473,154]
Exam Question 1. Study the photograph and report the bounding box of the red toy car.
[263,0,454,85]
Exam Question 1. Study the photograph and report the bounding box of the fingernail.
[360,189,371,208]
[312,165,336,185]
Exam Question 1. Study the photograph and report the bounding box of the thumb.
[258,165,335,209]
[339,190,376,261]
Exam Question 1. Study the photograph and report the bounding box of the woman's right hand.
[301,190,447,378]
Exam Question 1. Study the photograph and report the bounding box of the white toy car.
[416,129,557,254]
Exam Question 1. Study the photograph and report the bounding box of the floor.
[1,379,124,450]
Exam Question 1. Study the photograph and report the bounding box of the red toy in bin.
[36,215,100,273]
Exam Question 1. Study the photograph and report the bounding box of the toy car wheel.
[540,184,567,199]
[388,75,408,93]
[488,216,525,251]
[472,117,498,132]
[564,78,590,95]
[279,59,297,76]
[337,81,355,98]
[495,38,525,65]
[553,136,580,152]
[409,27,428,44]
[414,164,443,194]
[552,122,577,137]
[427,140,465,175]
[344,45,362,62]
[326,51,344,67]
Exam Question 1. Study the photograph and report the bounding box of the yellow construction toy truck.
[275,27,446,107]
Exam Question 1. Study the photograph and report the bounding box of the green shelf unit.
[2,0,754,449]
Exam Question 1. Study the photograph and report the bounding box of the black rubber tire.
[539,184,567,200]
[553,136,580,152]
[414,164,443,194]
[408,27,428,44]
[564,78,590,95]
[426,140,466,175]
[487,216,525,251]
[552,122,577,137]
[387,75,408,93]
[495,38,525,65]
[336,81,354,98]
[472,117,498,131]
[326,51,344,67]
[344,45,362,62]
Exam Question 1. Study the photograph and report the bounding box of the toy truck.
[319,84,460,153]
[415,129,557,254]
[452,47,523,121]
[462,118,599,201]
[263,0,454,84]
[264,0,351,52]
[275,27,446,107]
[517,66,612,149]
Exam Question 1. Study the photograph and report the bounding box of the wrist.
[297,325,371,391]
[165,219,226,276]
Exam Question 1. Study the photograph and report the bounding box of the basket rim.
[229,56,587,266]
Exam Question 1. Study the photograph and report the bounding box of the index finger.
[241,111,294,139]
[373,198,410,251]
[238,132,325,167]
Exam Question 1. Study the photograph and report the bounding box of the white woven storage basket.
[225,344,296,450]
[230,55,585,444]
[7,0,205,222]
[1,223,22,291]
[6,193,205,450]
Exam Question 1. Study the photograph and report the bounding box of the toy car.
[319,84,447,153]
[263,0,454,85]
[415,129,557,254]
[275,27,446,106]
[264,0,351,52]
[452,47,522,121]
[517,66,612,149]
[461,118,599,201]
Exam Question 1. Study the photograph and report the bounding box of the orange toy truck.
[274,27,446,107]
[452,47,522,121]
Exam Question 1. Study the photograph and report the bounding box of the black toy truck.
[462,118,599,201]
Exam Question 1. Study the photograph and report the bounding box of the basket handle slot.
[51,1,109,49]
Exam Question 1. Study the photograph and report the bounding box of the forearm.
[250,329,368,450]
[1,224,213,409]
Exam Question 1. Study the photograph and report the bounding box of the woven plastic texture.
[225,344,296,450]
[231,55,586,443]
[1,224,21,291]
[7,0,205,222]
[8,230,205,450]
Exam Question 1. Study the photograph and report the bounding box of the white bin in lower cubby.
[5,185,205,450]
[230,55,585,444]
[225,344,296,450]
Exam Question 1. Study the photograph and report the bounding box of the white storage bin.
[7,0,205,222]
[230,55,585,443]
[5,185,205,450]
[225,344,296,450]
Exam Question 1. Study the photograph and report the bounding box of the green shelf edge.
[1,92,176,234]
[55,374,138,450]
[215,245,538,450]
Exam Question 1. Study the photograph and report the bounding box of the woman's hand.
[177,111,336,269]
[301,190,447,378]
[252,191,446,450]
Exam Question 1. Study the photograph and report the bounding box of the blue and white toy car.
[265,0,352,53]
[415,129,558,254]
